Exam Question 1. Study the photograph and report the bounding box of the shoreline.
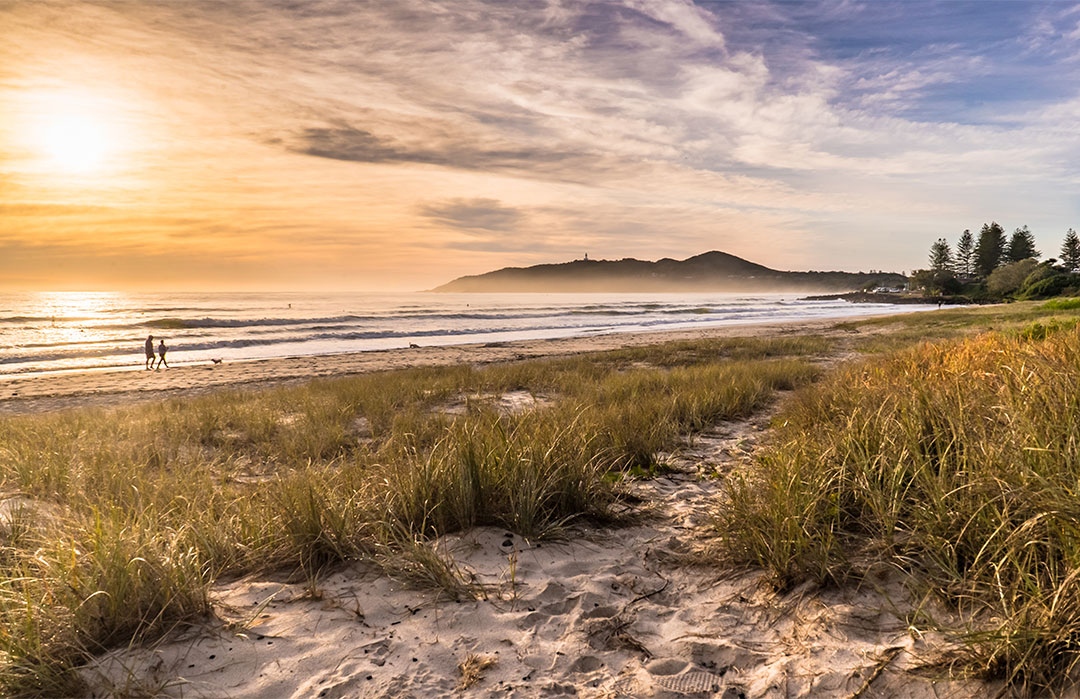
[0,298,938,381]
[801,290,972,305]
[0,312,914,416]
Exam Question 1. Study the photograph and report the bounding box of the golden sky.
[4,1,1080,290]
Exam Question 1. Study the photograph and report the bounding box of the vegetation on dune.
[717,325,1080,692]
[0,335,824,696]
[833,299,1080,355]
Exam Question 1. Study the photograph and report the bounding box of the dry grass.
[0,334,825,696]
[839,299,1080,354]
[717,325,1080,694]
[457,653,497,690]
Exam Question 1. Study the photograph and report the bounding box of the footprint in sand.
[517,584,581,631]
[532,581,569,604]
[308,661,370,699]
[359,638,390,667]
[645,657,735,696]
[567,655,603,673]
[580,604,620,619]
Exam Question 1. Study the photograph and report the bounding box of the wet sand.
[0,316,873,417]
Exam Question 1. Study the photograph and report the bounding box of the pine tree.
[974,222,1007,277]
[955,229,974,277]
[929,238,953,271]
[1005,225,1039,262]
[1062,228,1080,273]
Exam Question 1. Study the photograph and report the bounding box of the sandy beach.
[0,316,874,417]
[1,308,1010,697]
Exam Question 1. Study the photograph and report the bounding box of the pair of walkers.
[144,335,169,370]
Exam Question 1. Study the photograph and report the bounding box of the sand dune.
[84,410,986,698]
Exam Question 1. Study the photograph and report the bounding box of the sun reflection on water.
[34,291,124,321]
[21,292,126,351]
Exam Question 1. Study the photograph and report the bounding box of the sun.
[14,88,129,177]
[35,113,112,174]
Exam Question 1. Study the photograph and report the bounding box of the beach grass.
[838,299,1080,354]
[0,334,825,696]
[716,323,1080,693]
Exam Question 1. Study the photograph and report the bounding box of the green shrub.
[1017,317,1079,340]
[1018,274,1070,300]
[987,259,1039,297]
[1042,297,1080,311]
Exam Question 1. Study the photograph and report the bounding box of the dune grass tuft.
[458,652,497,690]
[717,326,1080,693]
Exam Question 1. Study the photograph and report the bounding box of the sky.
[4,0,1080,291]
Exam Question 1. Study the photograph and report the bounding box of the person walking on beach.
[155,339,169,369]
[144,334,155,370]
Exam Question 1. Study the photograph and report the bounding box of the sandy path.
[85,404,985,698]
[0,316,879,417]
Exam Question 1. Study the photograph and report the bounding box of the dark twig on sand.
[629,577,670,607]
[848,646,904,699]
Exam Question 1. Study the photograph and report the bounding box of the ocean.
[0,291,937,377]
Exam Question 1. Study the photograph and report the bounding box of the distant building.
[584,253,588,261]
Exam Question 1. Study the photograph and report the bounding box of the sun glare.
[36,113,112,174]
[16,89,126,177]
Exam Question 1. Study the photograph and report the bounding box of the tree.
[1005,225,1039,263]
[974,222,1007,278]
[986,259,1039,297]
[929,238,953,271]
[1062,228,1080,273]
[955,229,975,278]
[910,268,961,295]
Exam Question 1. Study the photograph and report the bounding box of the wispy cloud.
[287,122,594,178]
[419,198,524,232]
[3,0,1080,289]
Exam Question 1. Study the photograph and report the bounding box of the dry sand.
[84,411,986,698]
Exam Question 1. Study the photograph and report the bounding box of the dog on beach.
[409,343,420,349]
[211,358,223,364]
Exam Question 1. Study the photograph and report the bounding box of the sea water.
[0,291,938,377]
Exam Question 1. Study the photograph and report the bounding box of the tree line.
[914,224,1080,299]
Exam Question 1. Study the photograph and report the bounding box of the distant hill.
[432,251,907,293]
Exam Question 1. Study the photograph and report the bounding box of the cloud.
[418,198,523,232]
[288,123,590,176]
[5,0,1080,289]
[624,0,725,48]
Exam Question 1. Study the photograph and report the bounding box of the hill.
[432,251,906,293]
